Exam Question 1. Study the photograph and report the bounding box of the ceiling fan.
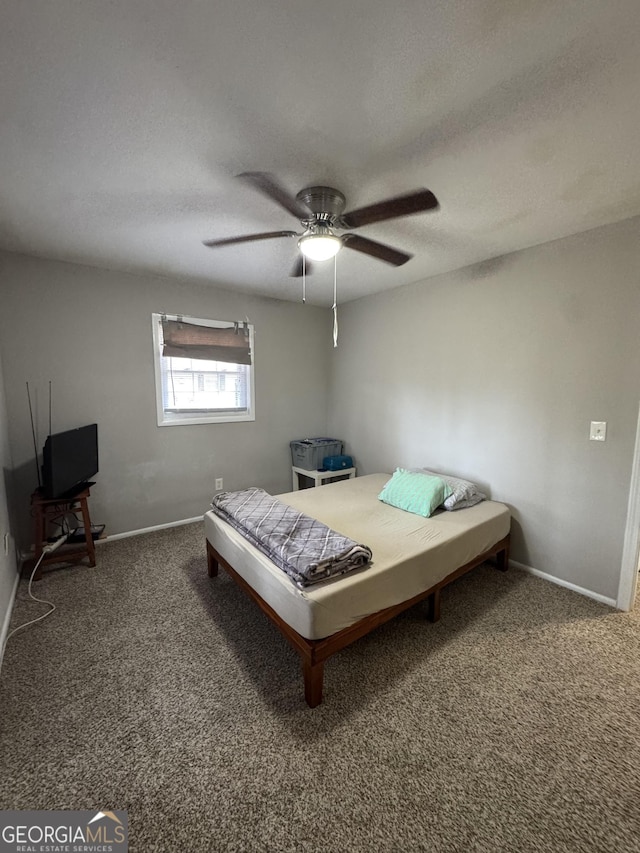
[203,172,439,277]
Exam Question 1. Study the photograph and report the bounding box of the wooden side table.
[30,486,98,580]
[291,466,356,491]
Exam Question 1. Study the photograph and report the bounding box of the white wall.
[0,345,19,650]
[0,252,331,547]
[328,216,640,601]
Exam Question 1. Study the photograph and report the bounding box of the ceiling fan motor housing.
[296,186,346,224]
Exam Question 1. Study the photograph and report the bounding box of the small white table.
[292,466,356,491]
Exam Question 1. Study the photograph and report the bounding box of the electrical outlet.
[590,421,607,441]
[215,477,224,491]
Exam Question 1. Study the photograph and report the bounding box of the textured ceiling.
[1,0,640,305]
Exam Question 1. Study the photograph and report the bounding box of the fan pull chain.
[332,254,338,347]
[302,255,306,303]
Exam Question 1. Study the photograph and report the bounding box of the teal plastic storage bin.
[322,455,353,471]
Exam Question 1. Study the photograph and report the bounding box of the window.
[152,313,255,426]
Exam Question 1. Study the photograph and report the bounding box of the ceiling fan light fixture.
[298,228,342,261]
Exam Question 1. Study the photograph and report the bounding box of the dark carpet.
[1,522,639,852]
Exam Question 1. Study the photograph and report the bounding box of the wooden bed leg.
[495,543,510,572]
[427,589,441,623]
[207,542,219,577]
[302,658,324,708]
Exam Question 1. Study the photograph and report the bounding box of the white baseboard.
[17,516,204,564]
[510,559,617,608]
[0,570,21,672]
[101,516,203,543]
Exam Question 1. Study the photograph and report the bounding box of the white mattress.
[204,473,510,640]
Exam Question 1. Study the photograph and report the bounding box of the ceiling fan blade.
[237,172,310,220]
[203,230,297,248]
[290,255,314,277]
[341,234,412,266]
[340,188,439,229]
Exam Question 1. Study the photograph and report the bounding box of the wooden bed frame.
[206,533,510,707]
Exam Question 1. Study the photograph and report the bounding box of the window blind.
[161,319,252,365]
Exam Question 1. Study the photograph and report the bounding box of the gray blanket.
[211,487,372,588]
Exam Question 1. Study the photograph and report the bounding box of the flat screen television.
[41,423,99,499]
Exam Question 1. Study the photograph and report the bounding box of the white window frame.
[152,312,256,426]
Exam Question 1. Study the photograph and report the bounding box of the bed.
[204,473,511,707]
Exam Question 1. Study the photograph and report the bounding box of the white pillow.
[410,468,487,510]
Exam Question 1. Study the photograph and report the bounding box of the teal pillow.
[378,469,453,518]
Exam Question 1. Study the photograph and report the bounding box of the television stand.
[29,485,100,581]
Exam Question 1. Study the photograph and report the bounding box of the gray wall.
[0,345,18,645]
[2,214,639,608]
[328,216,640,601]
[0,252,331,547]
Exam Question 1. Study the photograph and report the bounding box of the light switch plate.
[590,421,607,441]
